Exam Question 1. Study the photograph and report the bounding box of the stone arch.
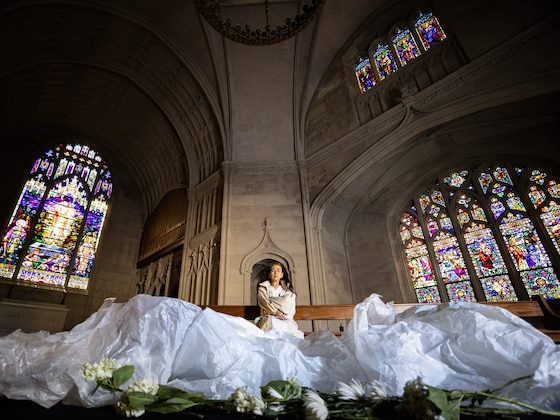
[239,218,296,304]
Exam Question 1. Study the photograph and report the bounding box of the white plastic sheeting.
[0,294,558,410]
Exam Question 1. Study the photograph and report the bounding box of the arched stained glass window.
[372,42,397,81]
[414,11,447,51]
[392,27,421,66]
[399,163,560,303]
[399,210,441,303]
[0,143,111,291]
[355,57,375,93]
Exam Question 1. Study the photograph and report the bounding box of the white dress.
[255,280,304,339]
[0,293,558,412]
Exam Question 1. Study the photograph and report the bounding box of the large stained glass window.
[0,144,111,291]
[414,11,447,51]
[355,57,375,93]
[400,163,560,303]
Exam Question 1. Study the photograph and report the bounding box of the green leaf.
[157,385,204,402]
[262,379,302,400]
[445,397,462,420]
[148,401,200,414]
[126,391,156,409]
[427,386,462,420]
[112,365,134,387]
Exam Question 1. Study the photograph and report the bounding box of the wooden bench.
[204,295,560,343]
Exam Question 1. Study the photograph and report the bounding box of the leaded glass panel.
[443,170,468,188]
[481,275,518,302]
[355,57,375,93]
[392,27,421,66]
[520,268,560,299]
[445,281,476,302]
[414,11,447,50]
[415,286,441,303]
[372,43,397,80]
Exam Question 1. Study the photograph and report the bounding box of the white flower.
[365,380,388,401]
[128,378,159,396]
[303,389,328,420]
[268,402,285,413]
[250,393,266,416]
[116,400,145,418]
[80,358,120,381]
[230,387,252,413]
[337,378,366,400]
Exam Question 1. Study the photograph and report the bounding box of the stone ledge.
[0,298,69,336]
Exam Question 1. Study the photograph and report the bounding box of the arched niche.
[240,219,296,304]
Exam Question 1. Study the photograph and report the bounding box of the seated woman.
[255,262,304,338]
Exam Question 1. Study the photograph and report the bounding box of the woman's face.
[269,264,283,282]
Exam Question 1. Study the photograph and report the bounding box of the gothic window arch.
[399,163,560,303]
[0,143,112,291]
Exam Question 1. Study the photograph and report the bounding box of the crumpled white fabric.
[0,295,200,408]
[342,294,560,410]
[0,293,559,411]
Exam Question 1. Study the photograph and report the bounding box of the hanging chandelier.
[195,0,323,46]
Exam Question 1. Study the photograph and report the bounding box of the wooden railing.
[203,296,560,343]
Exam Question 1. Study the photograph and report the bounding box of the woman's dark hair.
[264,262,294,293]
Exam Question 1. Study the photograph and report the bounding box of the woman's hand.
[275,310,287,320]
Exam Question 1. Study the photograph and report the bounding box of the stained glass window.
[392,27,421,66]
[355,57,375,93]
[400,163,560,303]
[399,211,442,303]
[372,42,397,81]
[0,143,111,291]
[414,11,447,51]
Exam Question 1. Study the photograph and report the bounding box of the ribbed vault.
[0,1,224,215]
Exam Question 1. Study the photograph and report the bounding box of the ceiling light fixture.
[195,0,323,46]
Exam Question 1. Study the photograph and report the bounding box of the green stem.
[466,391,560,417]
